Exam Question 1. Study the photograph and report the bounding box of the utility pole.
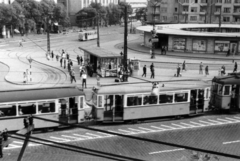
[47,15,50,54]
[97,12,100,47]
[123,6,128,82]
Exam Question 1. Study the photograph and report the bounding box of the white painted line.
[208,119,224,124]
[128,128,146,133]
[13,141,23,144]
[217,118,232,123]
[161,125,176,129]
[150,126,166,131]
[149,148,185,154]
[180,122,196,127]
[225,117,240,122]
[29,143,40,146]
[223,140,240,145]
[97,132,114,137]
[138,127,155,131]
[171,123,187,128]
[86,133,103,138]
[9,144,21,148]
[199,120,215,125]
[73,134,93,139]
[190,121,205,126]
[118,129,135,133]
[61,135,83,140]
[234,116,240,120]
[50,136,70,141]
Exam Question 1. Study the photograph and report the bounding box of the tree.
[118,1,133,20]
[135,7,147,25]
[106,3,121,26]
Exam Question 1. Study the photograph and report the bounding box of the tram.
[0,86,90,131]
[78,30,97,41]
[90,82,211,123]
[210,73,240,111]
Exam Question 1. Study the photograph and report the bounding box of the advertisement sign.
[173,38,186,50]
[214,41,229,52]
[193,40,206,51]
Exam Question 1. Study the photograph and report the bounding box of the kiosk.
[80,47,122,77]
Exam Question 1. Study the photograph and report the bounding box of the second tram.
[78,30,97,41]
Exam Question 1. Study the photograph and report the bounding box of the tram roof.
[0,86,84,103]
[79,47,122,58]
[213,74,240,85]
[94,82,210,95]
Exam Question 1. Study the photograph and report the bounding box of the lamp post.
[47,12,53,54]
[148,0,162,59]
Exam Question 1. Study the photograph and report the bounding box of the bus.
[78,30,97,41]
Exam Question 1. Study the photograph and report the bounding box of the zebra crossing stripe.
[73,134,93,139]
[225,117,240,122]
[208,119,224,124]
[190,121,205,126]
[150,126,166,131]
[62,135,83,140]
[138,127,155,131]
[217,118,232,123]
[86,133,104,138]
[180,122,196,127]
[50,136,70,141]
[171,123,187,128]
[97,132,114,137]
[199,120,215,125]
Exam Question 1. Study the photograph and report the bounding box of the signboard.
[173,38,186,50]
[214,41,229,52]
[193,40,206,51]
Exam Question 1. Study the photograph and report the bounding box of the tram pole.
[123,6,128,82]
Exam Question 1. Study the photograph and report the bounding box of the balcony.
[199,11,207,15]
[182,11,189,14]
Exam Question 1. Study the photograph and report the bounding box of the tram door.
[190,89,204,114]
[59,98,78,124]
[103,95,124,122]
[68,97,78,124]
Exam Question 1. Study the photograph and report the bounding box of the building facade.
[147,0,240,24]
[58,0,119,25]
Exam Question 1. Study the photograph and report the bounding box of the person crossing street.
[142,65,147,77]
[150,63,155,79]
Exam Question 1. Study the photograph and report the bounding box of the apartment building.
[57,0,118,25]
[147,0,240,24]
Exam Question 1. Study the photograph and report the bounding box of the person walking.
[82,72,87,88]
[67,61,71,72]
[199,62,203,74]
[182,60,186,71]
[221,65,226,75]
[205,65,209,76]
[150,63,155,79]
[23,72,27,83]
[176,64,181,77]
[64,59,66,69]
[77,55,80,65]
[226,48,230,57]
[233,62,238,73]
[51,51,54,60]
[80,56,83,65]
[142,65,147,77]
[60,58,63,67]
[66,53,69,60]
[56,54,59,61]
[71,70,76,83]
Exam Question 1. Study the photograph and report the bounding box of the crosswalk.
[4,116,240,150]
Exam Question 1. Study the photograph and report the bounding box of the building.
[119,0,147,11]
[58,0,119,25]
[147,0,240,24]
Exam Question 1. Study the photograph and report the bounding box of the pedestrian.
[51,51,54,60]
[205,65,209,76]
[82,72,87,88]
[199,62,203,74]
[233,62,238,73]
[64,59,66,69]
[71,70,76,83]
[67,62,71,72]
[226,48,230,57]
[142,65,147,77]
[23,72,27,83]
[221,65,226,75]
[70,60,73,66]
[56,54,59,61]
[80,56,83,65]
[176,64,181,77]
[66,53,69,60]
[60,58,63,67]
[150,63,154,79]
[19,39,23,47]
[182,60,186,71]
[79,65,83,77]
[161,46,164,55]
[77,55,80,65]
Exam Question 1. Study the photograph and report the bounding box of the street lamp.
[148,0,162,59]
[46,11,53,54]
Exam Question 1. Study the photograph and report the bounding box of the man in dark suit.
[142,65,147,77]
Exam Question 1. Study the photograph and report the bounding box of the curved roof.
[137,24,240,37]
[213,73,240,85]
[0,86,84,103]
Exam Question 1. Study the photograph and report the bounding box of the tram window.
[0,104,17,117]
[224,85,231,95]
[18,103,36,115]
[38,102,55,113]
[159,94,173,104]
[104,95,114,110]
[149,95,158,104]
[127,95,142,106]
[175,93,188,102]
[98,96,103,107]
[143,95,149,105]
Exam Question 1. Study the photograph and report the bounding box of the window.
[224,0,231,3]
[159,94,173,104]
[223,17,230,22]
[18,103,36,115]
[162,16,167,21]
[175,93,188,102]
[175,7,178,12]
[127,95,142,106]
[223,8,231,13]
[149,95,158,104]
[38,101,56,113]
[224,85,231,95]
[0,104,17,117]
[191,7,197,12]
[104,95,114,110]
[195,0,198,3]
[190,16,197,21]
